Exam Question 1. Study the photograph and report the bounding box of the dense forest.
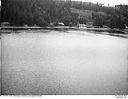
[1,0,128,29]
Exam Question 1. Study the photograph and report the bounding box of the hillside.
[70,8,111,27]
[1,0,128,29]
[70,8,93,19]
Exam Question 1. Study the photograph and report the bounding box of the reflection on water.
[1,30,128,95]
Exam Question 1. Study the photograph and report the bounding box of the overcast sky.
[72,0,128,6]
[0,0,127,6]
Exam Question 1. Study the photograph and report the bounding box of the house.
[1,22,10,27]
[86,22,93,28]
[103,25,109,28]
[56,22,65,26]
[78,24,87,27]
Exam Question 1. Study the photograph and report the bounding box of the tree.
[93,15,105,27]
[62,15,73,26]
[110,15,125,29]
[2,0,128,29]
[79,17,87,24]
[33,7,50,26]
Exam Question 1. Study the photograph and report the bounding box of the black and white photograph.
[0,0,128,96]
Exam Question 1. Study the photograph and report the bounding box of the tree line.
[1,0,128,29]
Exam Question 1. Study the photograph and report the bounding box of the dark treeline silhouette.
[1,0,128,29]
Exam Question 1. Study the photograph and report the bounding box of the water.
[1,30,128,95]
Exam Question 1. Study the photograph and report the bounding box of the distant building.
[78,24,87,27]
[24,24,28,27]
[103,25,109,28]
[56,22,65,26]
[125,24,128,29]
[49,22,54,27]
[1,22,10,27]
[86,22,93,28]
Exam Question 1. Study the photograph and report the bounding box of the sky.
[72,0,128,6]
[0,0,127,6]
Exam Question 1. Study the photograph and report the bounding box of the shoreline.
[1,26,128,32]
[0,26,128,38]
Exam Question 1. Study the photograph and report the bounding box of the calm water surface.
[1,30,128,95]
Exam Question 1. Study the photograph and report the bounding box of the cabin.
[78,24,87,27]
[103,25,109,28]
[78,24,87,28]
[56,22,65,26]
[86,22,93,28]
[1,22,10,27]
